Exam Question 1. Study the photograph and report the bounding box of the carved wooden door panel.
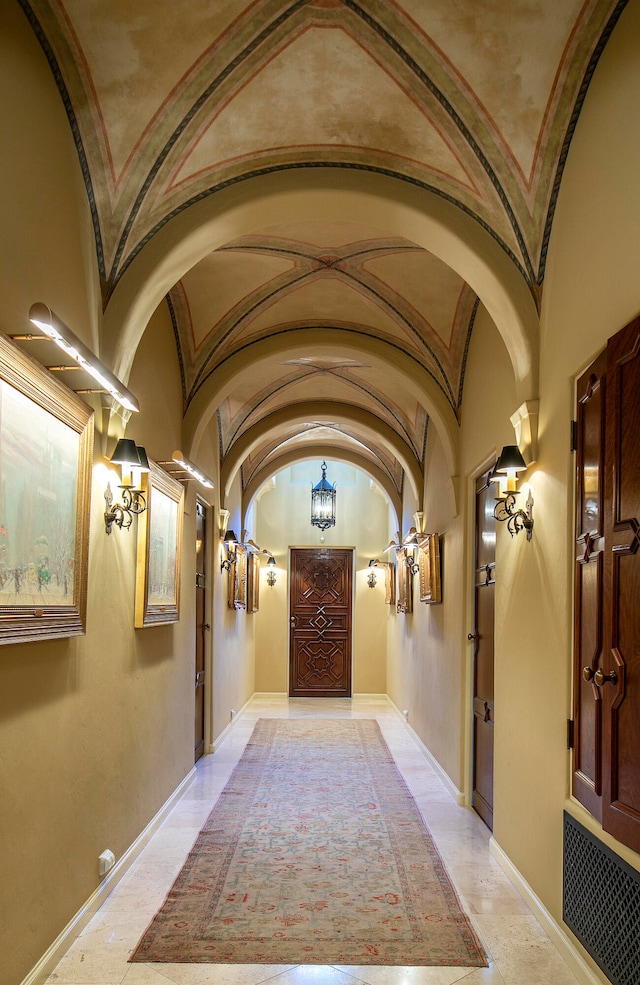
[602,315,640,851]
[472,469,495,830]
[572,351,606,820]
[289,548,353,698]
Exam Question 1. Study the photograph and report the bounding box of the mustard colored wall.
[490,0,640,943]
[211,471,256,743]
[0,10,195,982]
[254,463,388,695]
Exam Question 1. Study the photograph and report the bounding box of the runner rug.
[131,718,487,966]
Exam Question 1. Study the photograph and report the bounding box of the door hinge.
[570,419,578,452]
[567,718,575,749]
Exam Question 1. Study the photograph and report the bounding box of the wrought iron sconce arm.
[104,482,147,534]
[493,489,534,540]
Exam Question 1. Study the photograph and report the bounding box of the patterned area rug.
[131,718,487,966]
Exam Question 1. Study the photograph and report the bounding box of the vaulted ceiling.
[20,0,626,513]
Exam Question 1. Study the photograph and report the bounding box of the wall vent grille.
[563,812,640,985]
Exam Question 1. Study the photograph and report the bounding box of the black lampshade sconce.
[266,555,277,587]
[104,438,149,534]
[220,530,238,571]
[491,444,534,539]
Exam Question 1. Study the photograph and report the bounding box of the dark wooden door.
[472,468,496,830]
[602,316,640,851]
[572,351,606,820]
[289,548,353,698]
[194,500,207,761]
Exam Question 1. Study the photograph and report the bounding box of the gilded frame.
[419,533,442,604]
[135,461,184,627]
[382,561,396,606]
[247,551,260,613]
[227,544,247,610]
[396,548,413,614]
[0,331,93,644]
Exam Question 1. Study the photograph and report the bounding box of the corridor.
[45,697,579,985]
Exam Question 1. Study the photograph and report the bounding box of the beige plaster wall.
[490,0,640,933]
[211,471,256,743]
[254,463,388,695]
[0,11,195,981]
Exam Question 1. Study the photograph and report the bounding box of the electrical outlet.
[98,849,115,877]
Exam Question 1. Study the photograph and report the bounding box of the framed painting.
[227,544,247,610]
[419,533,442,604]
[247,551,260,613]
[135,461,184,627]
[396,548,413,614]
[0,331,93,644]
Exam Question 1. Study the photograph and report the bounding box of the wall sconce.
[402,528,420,574]
[104,438,149,534]
[27,303,140,413]
[367,559,379,588]
[266,555,277,587]
[311,461,336,531]
[220,529,238,571]
[491,445,534,540]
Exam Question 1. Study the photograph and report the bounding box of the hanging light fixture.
[310,461,336,531]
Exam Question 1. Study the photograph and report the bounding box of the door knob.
[467,633,477,641]
[594,668,618,687]
[290,615,297,627]
[582,666,594,682]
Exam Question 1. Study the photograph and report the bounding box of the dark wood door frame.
[470,465,496,830]
[288,547,353,698]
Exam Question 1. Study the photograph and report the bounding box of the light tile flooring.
[46,697,580,985]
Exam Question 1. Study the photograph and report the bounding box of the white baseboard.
[208,693,257,752]
[386,697,464,805]
[21,767,196,985]
[489,837,607,985]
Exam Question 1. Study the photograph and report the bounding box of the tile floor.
[45,696,580,985]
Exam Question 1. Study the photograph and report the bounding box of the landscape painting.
[135,461,184,627]
[0,331,93,643]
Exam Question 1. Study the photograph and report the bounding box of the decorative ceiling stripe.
[107,0,314,283]
[456,296,481,409]
[342,0,535,283]
[17,0,106,279]
[537,0,629,282]
[164,293,188,403]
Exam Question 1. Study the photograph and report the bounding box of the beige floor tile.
[44,698,578,985]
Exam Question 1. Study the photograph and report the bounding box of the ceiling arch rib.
[220,402,423,505]
[242,446,402,536]
[183,326,459,482]
[102,170,540,410]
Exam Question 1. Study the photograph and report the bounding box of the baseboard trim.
[208,693,256,753]
[387,698,463,805]
[489,837,607,985]
[21,766,196,985]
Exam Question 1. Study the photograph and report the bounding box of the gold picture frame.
[382,561,396,606]
[227,544,247,610]
[247,551,260,613]
[135,461,184,627]
[419,533,442,604]
[0,331,93,644]
[396,548,413,614]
